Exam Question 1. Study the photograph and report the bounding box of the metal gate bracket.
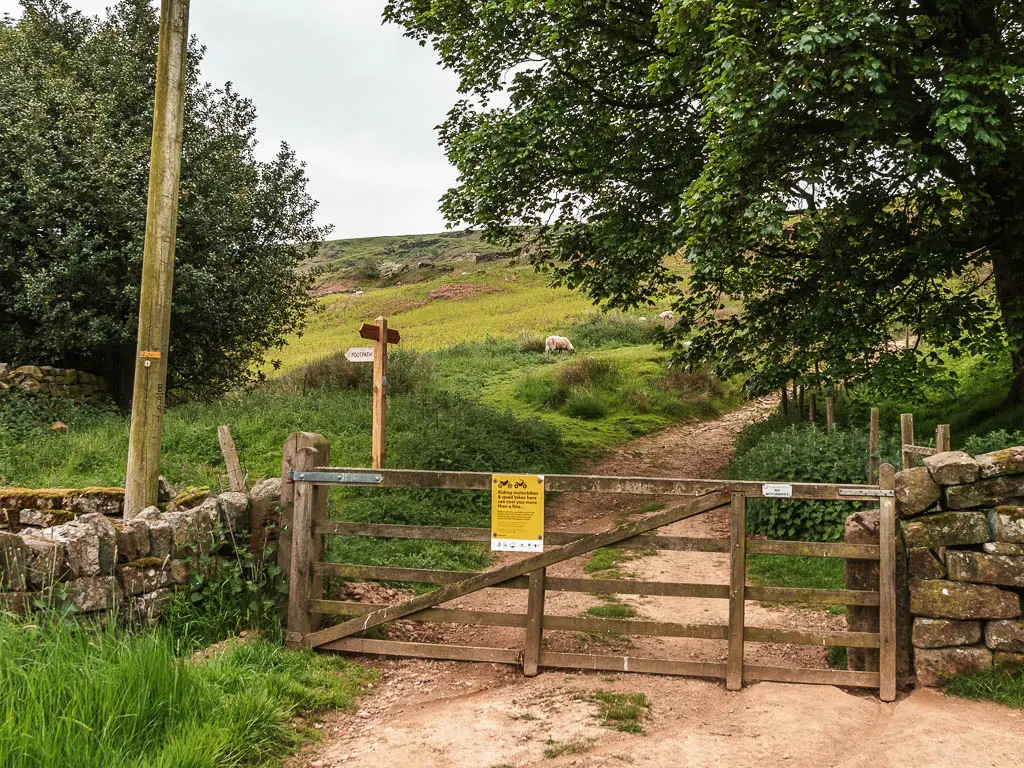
[290,471,384,485]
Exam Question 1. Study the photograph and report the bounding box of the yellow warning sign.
[491,474,545,552]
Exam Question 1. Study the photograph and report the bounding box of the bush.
[729,425,900,541]
[271,348,433,396]
[0,390,117,441]
[569,313,660,349]
[558,356,615,387]
[563,391,609,419]
[962,429,1024,456]
[517,335,547,354]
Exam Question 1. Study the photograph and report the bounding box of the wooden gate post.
[284,433,330,647]
[523,567,546,676]
[935,424,951,454]
[878,463,897,702]
[868,408,880,484]
[900,414,915,470]
[726,493,746,691]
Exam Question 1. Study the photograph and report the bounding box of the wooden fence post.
[283,432,330,646]
[878,463,897,702]
[808,392,817,426]
[868,408,880,484]
[797,385,805,421]
[781,386,789,418]
[825,396,835,433]
[900,414,915,470]
[935,424,951,454]
[523,567,546,676]
[218,425,246,492]
[726,493,746,691]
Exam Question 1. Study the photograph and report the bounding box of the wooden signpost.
[357,316,401,468]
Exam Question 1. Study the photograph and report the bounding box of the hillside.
[308,230,522,294]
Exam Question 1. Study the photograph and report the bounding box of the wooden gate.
[281,433,897,701]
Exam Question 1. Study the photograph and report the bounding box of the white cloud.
[0,0,461,238]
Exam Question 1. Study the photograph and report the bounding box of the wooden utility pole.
[358,316,401,468]
[124,0,191,518]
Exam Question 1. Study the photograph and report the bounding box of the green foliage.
[385,0,1024,404]
[270,348,434,397]
[563,391,609,420]
[568,314,661,350]
[963,430,1024,456]
[0,389,116,441]
[729,425,900,541]
[584,548,628,574]
[164,545,286,653]
[0,614,375,768]
[0,1,328,404]
[945,667,1024,709]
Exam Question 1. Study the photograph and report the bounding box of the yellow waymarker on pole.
[491,474,545,552]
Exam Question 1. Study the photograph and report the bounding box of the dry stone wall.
[0,363,108,402]
[895,448,1024,685]
[0,479,281,624]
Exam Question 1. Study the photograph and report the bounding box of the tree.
[385,0,1023,401]
[0,0,328,405]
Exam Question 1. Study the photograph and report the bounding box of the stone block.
[130,588,174,625]
[66,491,122,517]
[984,620,1024,652]
[908,548,946,580]
[915,646,992,687]
[994,651,1024,675]
[895,467,940,517]
[912,617,982,649]
[18,509,73,528]
[217,492,249,534]
[19,534,69,589]
[0,531,28,591]
[945,476,1024,510]
[66,575,120,613]
[909,579,1020,620]
[37,513,117,577]
[947,550,1024,587]
[845,510,880,672]
[115,519,151,563]
[902,511,990,549]
[139,506,173,558]
[924,451,981,486]
[989,507,1024,544]
[984,541,1024,555]
[976,446,1024,479]
[118,559,190,596]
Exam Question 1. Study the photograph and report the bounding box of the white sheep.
[544,336,575,354]
[658,310,675,321]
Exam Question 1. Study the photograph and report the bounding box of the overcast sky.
[0,0,461,239]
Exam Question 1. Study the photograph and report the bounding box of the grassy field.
[277,264,636,373]
[309,229,512,275]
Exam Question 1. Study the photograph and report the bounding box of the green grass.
[586,602,639,619]
[0,615,376,768]
[277,265,606,372]
[585,548,630,574]
[309,230,510,276]
[543,738,596,758]
[945,667,1024,708]
[579,690,650,734]
[746,555,845,591]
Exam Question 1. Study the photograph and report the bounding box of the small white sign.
[344,347,375,363]
[762,483,793,498]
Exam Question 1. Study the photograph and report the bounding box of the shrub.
[0,390,117,441]
[271,348,433,396]
[558,356,615,387]
[517,335,547,354]
[569,313,660,349]
[728,425,900,541]
[962,429,1024,456]
[564,391,609,420]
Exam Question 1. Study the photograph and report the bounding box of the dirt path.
[290,399,1024,768]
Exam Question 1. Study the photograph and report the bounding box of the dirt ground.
[289,398,1024,768]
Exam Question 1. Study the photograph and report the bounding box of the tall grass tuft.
[0,614,375,768]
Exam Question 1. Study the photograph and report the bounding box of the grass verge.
[579,690,650,733]
[0,615,376,768]
[945,667,1024,709]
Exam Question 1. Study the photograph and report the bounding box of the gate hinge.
[289,471,384,485]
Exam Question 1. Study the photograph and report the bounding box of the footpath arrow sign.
[344,347,375,363]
